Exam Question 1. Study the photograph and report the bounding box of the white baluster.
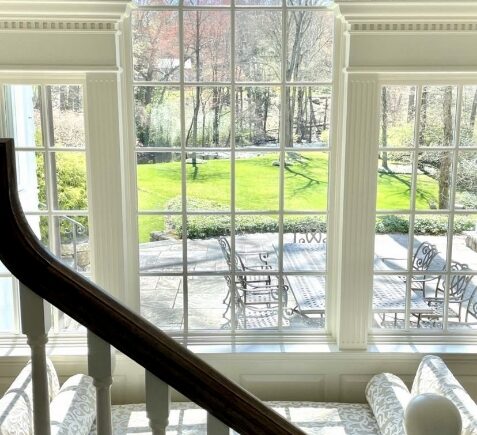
[146,370,170,435]
[207,413,229,435]
[19,283,52,435]
[88,331,113,435]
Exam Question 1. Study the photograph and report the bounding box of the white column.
[19,283,51,435]
[336,75,380,349]
[88,331,113,435]
[84,73,128,302]
[145,371,170,435]
[207,414,229,435]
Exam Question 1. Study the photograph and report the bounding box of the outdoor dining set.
[217,231,477,330]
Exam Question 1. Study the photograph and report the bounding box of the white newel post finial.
[405,393,462,435]
[19,283,52,435]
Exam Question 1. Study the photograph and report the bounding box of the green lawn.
[137,153,439,242]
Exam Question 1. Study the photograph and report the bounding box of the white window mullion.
[277,1,288,330]
[443,84,464,331]
[405,84,422,330]
[178,0,189,333]
[230,0,237,333]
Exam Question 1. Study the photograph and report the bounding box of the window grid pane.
[134,3,333,333]
[374,84,477,333]
[2,84,88,334]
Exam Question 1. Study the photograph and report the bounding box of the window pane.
[287,86,331,147]
[452,214,477,271]
[133,11,180,82]
[135,86,181,147]
[287,12,333,82]
[235,222,278,272]
[375,215,410,271]
[184,12,231,82]
[140,276,183,330]
[135,0,179,5]
[16,151,46,212]
[139,216,183,272]
[456,151,477,210]
[414,216,448,272]
[376,152,413,211]
[236,0,280,7]
[184,87,231,147]
[284,152,329,211]
[54,152,88,210]
[189,276,230,330]
[137,152,182,211]
[419,86,457,148]
[56,216,90,273]
[372,275,407,330]
[186,154,231,211]
[6,85,42,148]
[0,277,15,333]
[187,216,230,271]
[235,153,279,210]
[459,86,477,147]
[416,151,453,210]
[283,217,327,272]
[380,86,416,148]
[236,11,281,82]
[236,87,280,148]
[48,85,85,148]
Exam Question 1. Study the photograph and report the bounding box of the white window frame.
[131,1,338,338]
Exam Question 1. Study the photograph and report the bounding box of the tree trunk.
[381,87,389,170]
[470,89,477,130]
[439,86,453,209]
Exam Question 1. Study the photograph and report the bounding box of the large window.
[132,0,334,332]
[374,84,477,332]
[0,84,88,333]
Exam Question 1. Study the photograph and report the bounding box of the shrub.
[376,214,475,235]
[165,197,327,239]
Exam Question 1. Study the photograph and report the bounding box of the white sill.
[2,332,477,358]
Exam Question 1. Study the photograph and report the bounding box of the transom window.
[132,0,334,332]
[374,84,477,332]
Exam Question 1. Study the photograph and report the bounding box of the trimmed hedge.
[166,197,475,239]
[165,197,326,239]
[376,215,475,235]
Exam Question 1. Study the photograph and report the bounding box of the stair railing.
[0,138,305,435]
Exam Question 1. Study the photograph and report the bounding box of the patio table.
[277,243,434,316]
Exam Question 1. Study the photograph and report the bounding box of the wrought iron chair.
[417,261,473,326]
[221,275,289,328]
[218,236,271,286]
[293,226,326,244]
[381,240,439,293]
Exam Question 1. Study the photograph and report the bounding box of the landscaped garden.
[135,151,475,243]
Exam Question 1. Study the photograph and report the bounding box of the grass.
[137,153,439,242]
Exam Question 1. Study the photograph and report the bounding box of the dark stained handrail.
[0,139,305,435]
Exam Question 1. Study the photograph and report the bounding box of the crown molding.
[0,1,130,26]
[335,0,477,26]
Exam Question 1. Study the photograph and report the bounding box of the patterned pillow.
[0,358,59,435]
[412,355,477,435]
[50,375,96,435]
[366,373,411,435]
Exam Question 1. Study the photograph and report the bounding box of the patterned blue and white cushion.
[365,373,411,435]
[50,374,96,435]
[412,355,477,435]
[0,358,59,435]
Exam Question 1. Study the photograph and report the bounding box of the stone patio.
[138,233,477,331]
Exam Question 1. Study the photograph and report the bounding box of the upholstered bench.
[1,355,475,434]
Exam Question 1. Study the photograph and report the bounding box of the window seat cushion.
[89,401,381,435]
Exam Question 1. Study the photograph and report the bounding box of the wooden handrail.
[0,139,305,435]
